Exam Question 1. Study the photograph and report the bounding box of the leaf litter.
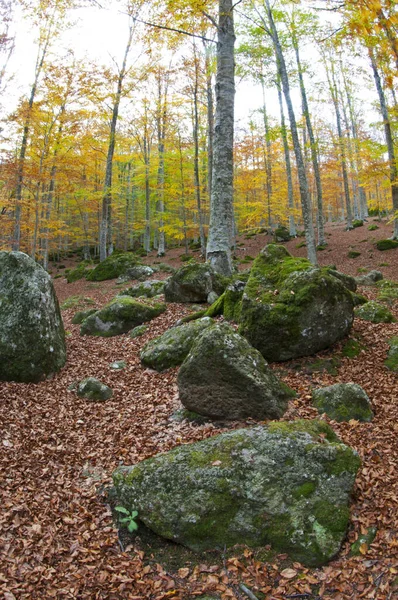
[1,222,398,599]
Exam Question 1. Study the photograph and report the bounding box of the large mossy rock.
[177,323,295,420]
[354,301,394,323]
[238,245,354,362]
[86,252,141,282]
[0,251,66,382]
[141,317,214,371]
[312,383,373,422]
[164,263,228,303]
[80,297,166,337]
[112,419,360,566]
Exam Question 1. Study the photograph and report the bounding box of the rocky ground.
[1,219,397,600]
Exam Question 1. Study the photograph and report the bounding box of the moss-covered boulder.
[354,301,394,323]
[76,377,113,401]
[164,263,228,303]
[86,252,141,281]
[66,262,91,283]
[130,324,148,338]
[239,245,354,362]
[111,419,360,566]
[177,323,295,420]
[352,219,364,228]
[0,251,66,382]
[327,269,357,292]
[274,226,290,242]
[355,270,383,286]
[80,297,166,337]
[312,383,373,422]
[384,336,398,372]
[376,239,398,251]
[71,308,97,325]
[119,280,165,299]
[141,317,214,371]
[124,265,154,281]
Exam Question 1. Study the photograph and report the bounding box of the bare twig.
[239,582,259,600]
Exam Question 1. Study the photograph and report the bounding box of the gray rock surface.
[0,251,66,382]
[119,280,165,299]
[312,383,373,422]
[76,377,113,401]
[164,263,227,303]
[238,245,354,361]
[177,322,295,419]
[355,270,383,286]
[140,317,214,371]
[112,419,360,566]
[80,297,166,337]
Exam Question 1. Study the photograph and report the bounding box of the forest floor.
[1,219,398,600]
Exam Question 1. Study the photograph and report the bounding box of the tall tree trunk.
[293,39,325,245]
[276,76,296,236]
[264,0,317,265]
[206,0,235,276]
[192,48,206,255]
[326,61,353,229]
[99,25,133,261]
[155,68,168,257]
[261,78,273,227]
[13,35,50,250]
[204,41,214,208]
[369,47,398,238]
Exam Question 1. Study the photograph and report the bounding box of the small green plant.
[115,506,139,533]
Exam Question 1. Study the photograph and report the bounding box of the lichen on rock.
[80,297,166,337]
[140,317,214,371]
[0,251,66,382]
[354,301,394,323]
[164,263,229,303]
[177,322,295,420]
[111,419,360,566]
[238,245,354,362]
[312,383,373,422]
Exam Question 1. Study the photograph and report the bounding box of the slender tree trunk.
[204,41,214,208]
[192,50,206,255]
[264,0,317,265]
[99,25,133,261]
[13,35,50,250]
[261,78,273,227]
[206,0,235,276]
[369,47,398,238]
[143,116,151,253]
[276,76,296,236]
[155,69,168,257]
[293,40,325,245]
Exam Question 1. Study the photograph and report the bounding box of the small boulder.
[177,323,295,420]
[355,301,394,323]
[328,269,357,292]
[130,324,149,338]
[119,280,165,299]
[124,265,154,281]
[140,317,214,371]
[274,226,291,242]
[112,419,360,566]
[164,263,227,303]
[86,252,141,281]
[239,245,354,362]
[80,297,166,337]
[0,251,66,383]
[376,239,398,251]
[384,336,398,372]
[312,383,373,422]
[76,377,113,401]
[355,270,383,286]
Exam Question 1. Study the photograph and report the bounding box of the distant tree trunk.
[99,25,133,261]
[192,46,206,255]
[293,38,325,245]
[204,41,214,207]
[326,61,353,230]
[276,76,296,236]
[13,35,50,250]
[260,78,273,227]
[369,47,398,238]
[155,68,168,257]
[264,0,317,265]
[206,0,235,276]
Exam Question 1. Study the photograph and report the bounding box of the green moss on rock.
[111,419,360,567]
[239,245,354,362]
[384,336,398,372]
[355,301,394,323]
[376,239,398,251]
[80,297,166,337]
[312,383,373,423]
[86,252,141,281]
